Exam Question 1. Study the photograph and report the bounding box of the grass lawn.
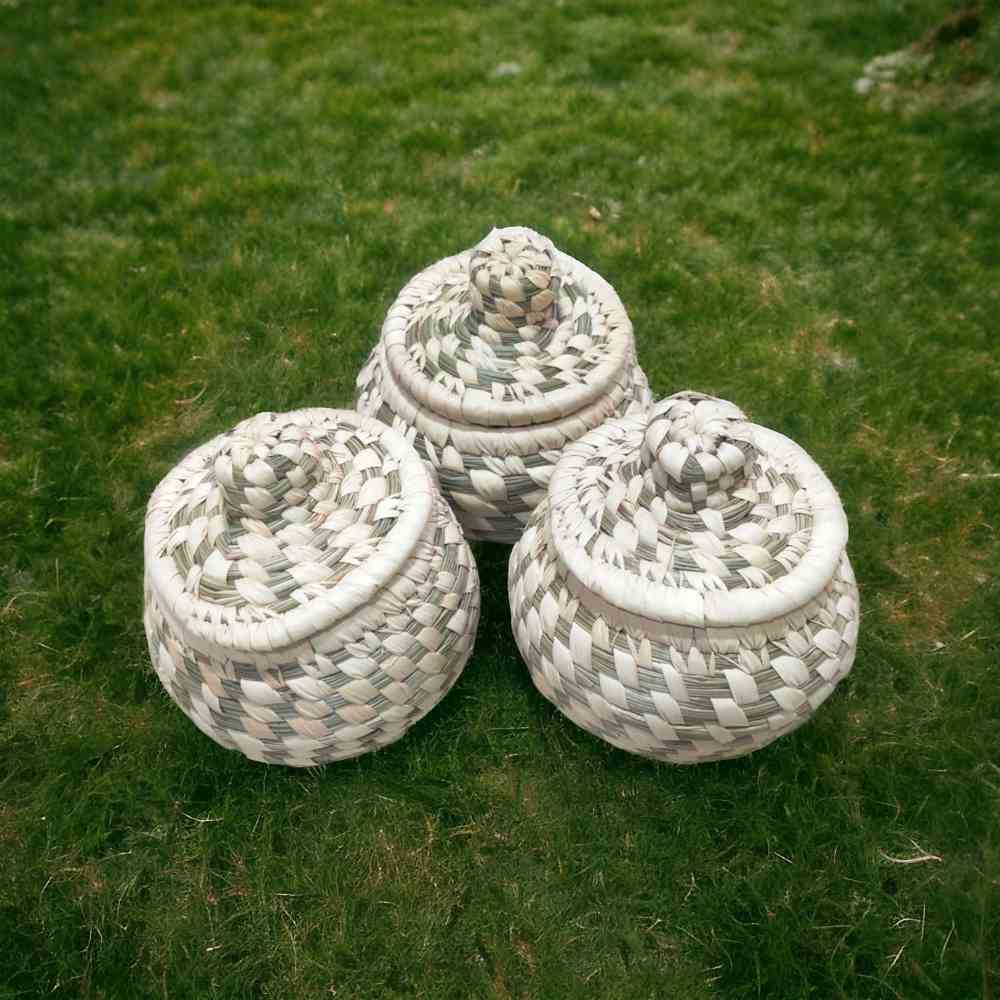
[1,0,999,996]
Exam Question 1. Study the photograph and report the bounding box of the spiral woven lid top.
[145,409,434,655]
[547,392,849,628]
[382,226,634,428]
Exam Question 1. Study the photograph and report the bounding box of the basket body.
[356,228,651,544]
[143,409,479,766]
[508,392,859,764]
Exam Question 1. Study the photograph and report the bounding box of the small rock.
[854,46,932,96]
[492,61,523,78]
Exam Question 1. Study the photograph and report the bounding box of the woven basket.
[509,391,859,764]
[143,408,480,767]
[355,226,652,544]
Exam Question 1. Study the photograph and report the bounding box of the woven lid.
[381,226,634,430]
[547,392,849,628]
[144,409,434,656]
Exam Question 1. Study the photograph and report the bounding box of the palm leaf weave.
[509,391,859,763]
[356,226,651,544]
[144,408,479,766]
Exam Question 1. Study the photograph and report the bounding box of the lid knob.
[641,392,756,512]
[468,227,561,344]
[213,415,326,523]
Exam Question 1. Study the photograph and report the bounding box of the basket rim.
[381,243,634,429]
[371,337,647,457]
[547,418,849,628]
[144,408,435,656]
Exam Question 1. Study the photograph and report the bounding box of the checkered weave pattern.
[356,227,651,544]
[509,391,859,763]
[143,409,479,767]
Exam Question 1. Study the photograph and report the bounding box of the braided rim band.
[145,409,434,657]
[547,392,849,629]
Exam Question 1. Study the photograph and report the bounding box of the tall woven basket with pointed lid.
[509,391,859,763]
[143,408,479,767]
[355,226,652,544]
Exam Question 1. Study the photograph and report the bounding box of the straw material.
[143,408,480,767]
[356,226,652,544]
[509,391,859,763]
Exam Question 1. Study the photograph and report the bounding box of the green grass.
[1,0,999,996]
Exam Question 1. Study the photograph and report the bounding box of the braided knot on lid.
[641,392,757,513]
[214,415,331,524]
[468,228,562,345]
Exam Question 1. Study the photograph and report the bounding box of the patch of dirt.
[680,221,719,248]
[44,853,109,901]
[681,66,757,96]
[0,806,23,848]
[918,6,982,51]
[365,819,445,890]
[508,937,534,973]
[717,30,745,58]
[140,87,180,110]
[758,314,860,383]
[788,316,860,375]
[477,764,539,817]
[128,397,211,453]
[61,227,136,259]
[758,269,784,306]
[127,141,157,169]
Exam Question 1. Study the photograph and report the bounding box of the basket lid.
[381,226,634,429]
[144,409,434,656]
[547,392,850,628]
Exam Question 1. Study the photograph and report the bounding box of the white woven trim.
[372,340,640,458]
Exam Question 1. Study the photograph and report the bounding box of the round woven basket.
[509,391,859,764]
[355,226,652,544]
[143,408,480,767]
